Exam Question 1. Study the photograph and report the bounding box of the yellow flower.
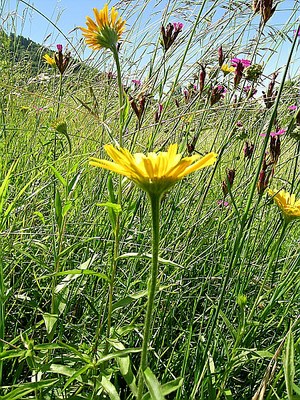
[80,4,125,51]
[90,144,217,196]
[43,54,56,67]
[221,64,235,75]
[268,188,300,223]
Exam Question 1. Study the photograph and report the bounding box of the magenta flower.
[161,22,183,52]
[288,105,297,111]
[217,84,227,94]
[236,120,243,127]
[230,58,251,68]
[57,44,63,52]
[270,128,286,137]
[132,79,142,87]
[173,22,183,32]
[260,128,286,137]
[243,85,257,96]
[217,200,229,208]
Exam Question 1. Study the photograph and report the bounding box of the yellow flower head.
[80,4,125,51]
[268,188,300,223]
[221,64,235,75]
[43,54,56,67]
[90,144,217,196]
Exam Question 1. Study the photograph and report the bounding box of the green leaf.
[57,341,91,363]
[55,189,62,228]
[54,121,72,153]
[50,363,83,381]
[0,161,17,217]
[107,175,116,203]
[142,377,183,400]
[63,363,92,390]
[109,339,138,397]
[1,379,58,399]
[112,290,147,312]
[292,383,300,396]
[97,375,121,400]
[95,348,142,367]
[224,389,234,400]
[283,330,295,399]
[112,284,175,312]
[117,252,182,267]
[97,202,122,214]
[42,313,58,335]
[62,200,72,217]
[39,269,109,284]
[143,367,165,400]
[33,211,45,224]
[49,164,67,187]
[67,170,81,196]
[0,349,27,361]
[97,201,122,231]
[55,254,100,294]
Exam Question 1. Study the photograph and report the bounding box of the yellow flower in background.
[221,64,235,75]
[43,54,56,67]
[268,188,300,222]
[90,144,217,196]
[80,4,125,51]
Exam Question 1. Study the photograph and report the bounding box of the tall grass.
[0,0,300,399]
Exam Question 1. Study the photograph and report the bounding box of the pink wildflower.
[217,200,230,208]
[57,44,63,52]
[161,22,183,52]
[260,128,286,137]
[288,105,297,111]
[173,22,184,32]
[270,128,286,137]
[243,85,257,97]
[230,58,251,68]
[132,79,142,87]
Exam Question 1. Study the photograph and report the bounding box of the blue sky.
[2,0,300,82]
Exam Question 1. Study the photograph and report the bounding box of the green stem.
[105,216,120,354]
[248,221,288,321]
[103,46,123,353]
[54,73,63,163]
[137,193,161,400]
[112,47,124,147]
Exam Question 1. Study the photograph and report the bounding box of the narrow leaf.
[143,367,165,400]
[283,330,295,399]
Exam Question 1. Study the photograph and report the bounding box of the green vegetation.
[0,1,300,399]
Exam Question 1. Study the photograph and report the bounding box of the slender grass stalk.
[105,45,124,353]
[248,220,289,321]
[137,193,161,400]
[112,47,124,148]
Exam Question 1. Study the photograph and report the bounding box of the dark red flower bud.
[222,168,235,196]
[218,46,224,67]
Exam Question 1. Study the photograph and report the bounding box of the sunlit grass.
[0,0,300,399]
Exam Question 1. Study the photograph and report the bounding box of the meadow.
[0,0,300,399]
